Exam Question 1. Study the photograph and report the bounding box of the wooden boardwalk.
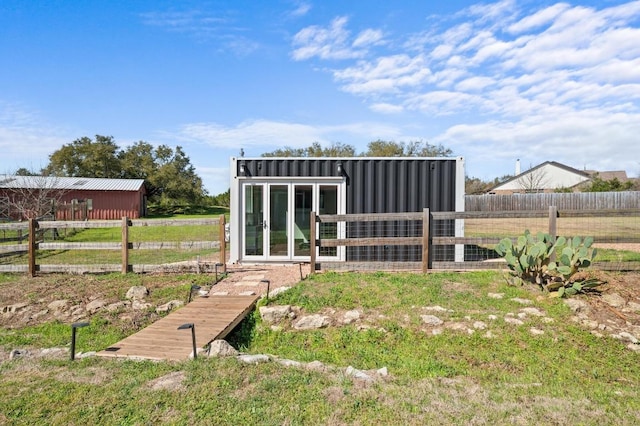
[97,295,259,361]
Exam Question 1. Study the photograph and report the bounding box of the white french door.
[241,181,343,261]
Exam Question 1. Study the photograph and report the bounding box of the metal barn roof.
[0,176,145,191]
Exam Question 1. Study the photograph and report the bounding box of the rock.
[208,340,239,357]
[342,310,361,324]
[602,293,626,308]
[106,301,129,312]
[529,328,544,336]
[9,349,30,360]
[275,358,303,368]
[29,309,49,321]
[155,300,184,314]
[2,302,30,315]
[510,298,533,305]
[421,315,444,326]
[85,299,107,314]
[76,351,96,359]
[131,300,152,310]
[564,298,590,314]
[423,305,453,313]
[520,307,545,317]
[445,322,467,331]
[431,328,443,336]
[47,300,69,311]
[487,315,498,321]
[345,366,373,382]
[473,321,487,330]
[377,367,389,377]
[268,286,292,298]
[625,301,640,312]
[259,305,293,324]
[504,317,524,326]
[306,360,329,372]
[487,293,504,299]
[581,319,599,329]
[484,331,495,338]
[627,343,640,352]
[237,354,270,364]
[125,286,149,301]
[147,371,186,391]
[40,347,68,358]
[293,314,330,330]
[615,332,639,344]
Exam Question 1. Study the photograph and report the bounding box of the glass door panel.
[318,185,338,257]
[244,185,263,256]
[294,185,312,256]
[269,185,289,257]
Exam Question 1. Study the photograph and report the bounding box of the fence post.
[309,211,316,274]
[28,218,38,277]
[422,208,430,273]
[548,206,558,240]
[121,216,129,274]
[219,214,227,272]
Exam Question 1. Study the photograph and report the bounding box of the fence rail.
[0,216,226,275]
[310,208,640,273]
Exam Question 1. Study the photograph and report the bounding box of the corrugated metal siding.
[239,158,459,262]
[0,176,145,192]
[59,190,144,219]
[239,158,459,214]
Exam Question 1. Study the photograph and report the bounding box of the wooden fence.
[310,208,640,273]
[0,216,226,276]
[466,191,640,211]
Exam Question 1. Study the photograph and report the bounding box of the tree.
[44,136,206,205]
[0,174,67,220]
[15,168,36,176]
[363,140,453,157]
[581,175,634,192]
[518,167,548,193]
[465,176,493,194]
[261,141,356,157]
[44,135,121,178]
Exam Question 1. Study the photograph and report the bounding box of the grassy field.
[1,270,639,425]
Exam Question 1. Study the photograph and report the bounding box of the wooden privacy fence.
[0,216,226,276]
[310,208,640,272]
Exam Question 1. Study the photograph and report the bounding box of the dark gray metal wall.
[238,158,459,262]
[238,158,459,214]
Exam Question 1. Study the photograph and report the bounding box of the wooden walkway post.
[309,211,316,274]
[121,216,129,274]
[219,214,227,272]
[28,218,38,277]
[422,208,430,273]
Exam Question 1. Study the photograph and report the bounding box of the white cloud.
[507,3,571,34]
[291,16,384,60]
[174,119,405,151]
[140,9,259,56]
[0,103,70,173]
[288,1,312,18]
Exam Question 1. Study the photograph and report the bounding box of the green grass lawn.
[1,270,639,425]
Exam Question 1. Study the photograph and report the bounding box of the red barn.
[0,176,146,220]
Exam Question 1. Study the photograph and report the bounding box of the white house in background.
[490,161,593,194]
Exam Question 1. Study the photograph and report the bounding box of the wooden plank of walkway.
[96,295,259,361]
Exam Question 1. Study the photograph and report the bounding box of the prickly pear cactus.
[495,230,600,296]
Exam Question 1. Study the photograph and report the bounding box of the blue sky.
[1,0,639,195]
